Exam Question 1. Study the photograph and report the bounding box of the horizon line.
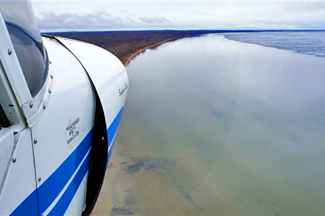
[41,29,325,34]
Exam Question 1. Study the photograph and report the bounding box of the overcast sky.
[31,0,325,31]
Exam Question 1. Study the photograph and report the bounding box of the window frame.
[0,9,52,128]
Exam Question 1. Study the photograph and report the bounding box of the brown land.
[49,31,203,65]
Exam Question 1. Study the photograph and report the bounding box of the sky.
[30,0,325,31]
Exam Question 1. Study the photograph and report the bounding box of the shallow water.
[104,34,325,215]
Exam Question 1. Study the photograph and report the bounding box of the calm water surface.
[225,32,325,58]
[108,34,325,215]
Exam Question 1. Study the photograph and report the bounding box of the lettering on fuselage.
[119,83,128,96]
[66,118,80,145]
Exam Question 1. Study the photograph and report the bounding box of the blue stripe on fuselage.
[48,107,124,215]
[107,107,124,147]
[37,130,93,214]
[48,153,90,215]
[9,190,39,216]
[10,130,93,216]
[10,107,124,215]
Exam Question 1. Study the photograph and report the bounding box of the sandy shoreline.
[124,36,182,66]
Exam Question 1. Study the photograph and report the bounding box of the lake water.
[95,33,325,216]
[225,32,325,58]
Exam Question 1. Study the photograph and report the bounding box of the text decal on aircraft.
[119,83,128,96]
[66,118,80,144]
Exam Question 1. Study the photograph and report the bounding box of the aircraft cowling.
[55,37,129,215]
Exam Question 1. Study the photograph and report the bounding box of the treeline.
[47,31,203,64]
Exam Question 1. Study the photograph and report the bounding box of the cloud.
[36,11,130,29]
[140,17,171,24]
[36,11,173,30]
[33,2,325,30]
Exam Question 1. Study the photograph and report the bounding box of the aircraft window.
[0,0,48,97]
[0,105,9,128]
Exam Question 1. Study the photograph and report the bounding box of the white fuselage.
[0,35,128,215]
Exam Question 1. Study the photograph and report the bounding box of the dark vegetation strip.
[45,30,325,65]
[45,31,203,65]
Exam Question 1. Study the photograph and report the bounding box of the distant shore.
[46,31,204,65]
[124,36,182,66]
[47,30,325,66]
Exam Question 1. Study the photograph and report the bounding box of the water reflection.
[108,34,325,215]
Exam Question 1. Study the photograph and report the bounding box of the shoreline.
[48,31,202,65]
[93,33,325,215]
[123,36,182,66]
